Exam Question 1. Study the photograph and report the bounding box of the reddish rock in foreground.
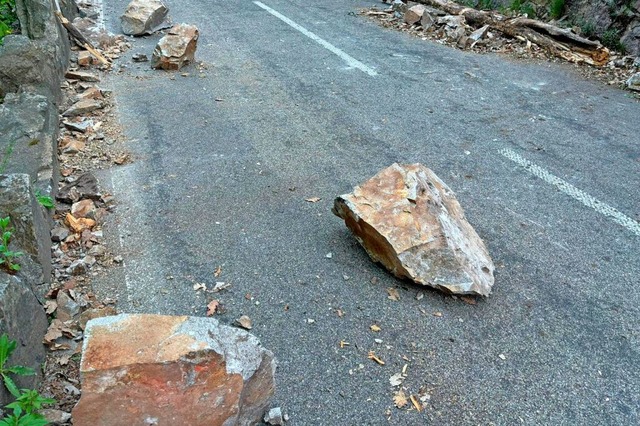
[72,314,276,426]
[333,163,495,296]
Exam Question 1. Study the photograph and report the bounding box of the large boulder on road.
[333,163,495,296]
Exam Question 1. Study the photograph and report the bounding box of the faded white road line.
[500,148,640,237]
[253,1,378,76]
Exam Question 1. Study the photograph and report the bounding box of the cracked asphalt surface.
[95,0,639,424]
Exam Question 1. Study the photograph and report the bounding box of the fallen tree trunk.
[412,0,609,66]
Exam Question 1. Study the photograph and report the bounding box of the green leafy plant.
[0,0,17,44]
[477,0,497,10]
[509,0,536,17]
[0,217,23,273]
[0,334,34,397]
[579,20,597,38]
[0,335,53,426]
[34,192,54,209]
[549,0,565,19]
[1,390,54,426]
[601,28,626,53]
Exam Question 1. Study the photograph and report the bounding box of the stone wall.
[0,0,77,406]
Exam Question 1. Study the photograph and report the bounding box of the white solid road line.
[253,1,378,76]
[500,148,640,237]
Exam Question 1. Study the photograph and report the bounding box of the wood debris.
[368,351,385,365]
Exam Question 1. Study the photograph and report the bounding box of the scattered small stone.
[40,409,72,424]
[234,315,252,330]
[71,199,97,219]
[56,291,80,322]
[65,70,100,82]
[75,87,104,102]
[87,244,107,257]
[132,53,149,62]
[627,72,640,91]
[51,227,70,242]
[264,407,284,425]
[498,353,507,360]
[113,255,124,263]
[60,138,86,154]
[77,51,92,67]
[57,173,101,203]
[67,259,88,276]
[325,252,332,259]
[62,99,104,117]
[63,119,94,133]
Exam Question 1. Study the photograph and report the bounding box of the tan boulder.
[333,163,495,296]
[151,24,199,70]
[120,0,169,36]
[72,314,276,426]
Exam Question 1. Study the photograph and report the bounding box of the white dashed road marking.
[500,148,640,237]
[253,1,378,76]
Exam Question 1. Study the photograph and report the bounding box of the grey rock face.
[0,273,48,406]
[0,174,51,302]
[333,163,495,296]
[10,0,71,100]
[0,36,61,101]
[0,91,59,196]
[621,21,640,56]
[120,0,169,36]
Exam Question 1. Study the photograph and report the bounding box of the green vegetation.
[0,334,54,426]
[0,140,16,174]
[579,20,597,38]
[548,0,565,19]
[509,0,537,17]
[0,0,17,44]
[0,217,23,273]
[601,28,626,53]
[34,191,54,209]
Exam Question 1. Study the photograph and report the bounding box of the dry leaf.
[193,283,206,291]
[336,309,344,317]
[410,394,423,412]
[44,320,64,344]
[235,315,252,330]
[387,287,400,301]
[305,197,321,203]
[393,390,408,408]
[370,324,381,332]
[368,351,385,365]
[206,300,220,316]
[389,373,404,386]
[44,300,58,315]
[214,266,222,277]
[433,311,443,317]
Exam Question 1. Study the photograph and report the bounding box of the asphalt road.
[96,0,639,424]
